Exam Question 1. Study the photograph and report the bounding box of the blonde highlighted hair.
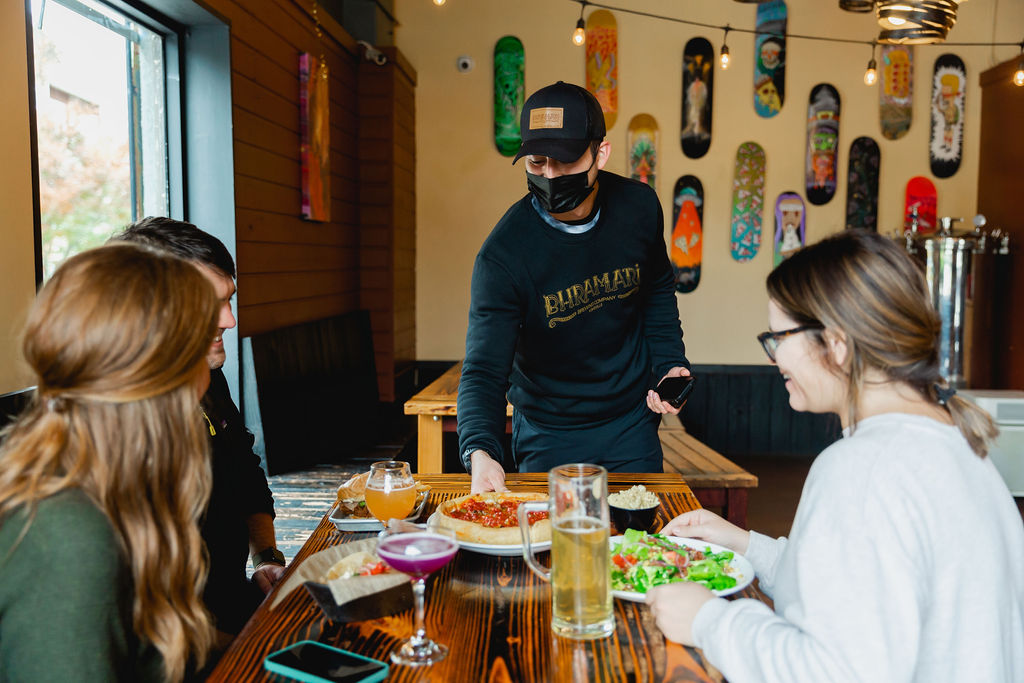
[0,244,219,680]
[766,230,997,457]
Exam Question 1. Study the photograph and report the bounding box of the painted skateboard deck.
[880,44,913,140]
[905,176,937,234]
[730,141,766,262]
[671,175,703,293]
[754,0,786,118]
[627,114,658,191]
[585,9,618,131]
[773,192,805,266]
[845,136,880,231]
[806,83,840,206]
[681,37,714,159]
[930,53,966,178]
[493,36,524,157]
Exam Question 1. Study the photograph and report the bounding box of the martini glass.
[376,523,458,666]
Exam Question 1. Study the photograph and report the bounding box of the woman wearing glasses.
[647,230,1024,681]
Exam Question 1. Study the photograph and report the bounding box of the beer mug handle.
[518,500,550,581]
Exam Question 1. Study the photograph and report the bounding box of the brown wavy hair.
[766,229,998,457]
[0,244,219,680]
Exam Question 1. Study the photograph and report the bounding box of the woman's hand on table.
[253,563,286,594]
[646,366,691,415]
[646,581,715,646]
[662,508,750,555]
[470,451,509,493]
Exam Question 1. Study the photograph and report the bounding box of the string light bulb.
[863,43,878,86]
[572,18,585,46]
[720,27,731,70]
[433,0,446,6]
[1015,43,1024,87]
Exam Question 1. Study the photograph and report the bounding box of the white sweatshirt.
[693,413,1024,682]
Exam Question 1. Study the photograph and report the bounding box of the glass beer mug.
[518,463,614,640]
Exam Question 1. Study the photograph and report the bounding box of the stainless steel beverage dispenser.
[901,215,1009,388]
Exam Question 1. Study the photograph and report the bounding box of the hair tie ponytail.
[934,383,957,406]
[45,395,68,413]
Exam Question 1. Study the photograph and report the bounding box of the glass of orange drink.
[365,460,417,524]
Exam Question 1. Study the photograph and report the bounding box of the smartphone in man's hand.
[655,375,696,409]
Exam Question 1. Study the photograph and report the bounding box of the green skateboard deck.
[671,175,703,293]
[730,141,766,262]
[845,136,880,231]
[880,45,913,140]
[627,114,658,191]
[493,36,524,157]
[681,37,713,159]
[585,9,618,131]
[773,191,805,266]
[754,0,786,118]
[806,83,840,206]
[905,176,937,235]
[930,53,966,178]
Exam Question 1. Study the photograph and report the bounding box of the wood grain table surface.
[208,473,769,682]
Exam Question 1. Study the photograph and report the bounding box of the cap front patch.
[529,107,564,130]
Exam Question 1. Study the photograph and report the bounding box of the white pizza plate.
[426,512,552,556]
[329,494,429,532]
[610,535,755,600]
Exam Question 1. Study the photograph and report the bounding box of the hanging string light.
[720,26,731,70]
[572,1,587,46]
[1014,43,1024,87]
[863,42,878,85]
[433,0,446,7]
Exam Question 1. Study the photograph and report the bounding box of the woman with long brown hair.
[0,244,219,681]
[647,230,1024,681]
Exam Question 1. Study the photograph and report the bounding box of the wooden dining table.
[208,473,770,682]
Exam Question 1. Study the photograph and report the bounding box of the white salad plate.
[426,512,552,556]
[609,534,755,600]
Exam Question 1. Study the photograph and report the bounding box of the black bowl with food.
[607,485,661,534]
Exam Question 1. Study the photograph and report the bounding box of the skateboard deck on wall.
[806,83,840,206]
[671,175,703,293]
[753,0,786,118]
[845,136,880,231]
[585,9,618,131]
[681,37,714,158]
[905,176,937,234]
[627,114,658,191]
[493,36,524,157]
[730,141,766,262]
[880,44,913,140]
[930,53,966,178]
[774,192,805,266]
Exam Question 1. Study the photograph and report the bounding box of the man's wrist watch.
[251,546,286,568]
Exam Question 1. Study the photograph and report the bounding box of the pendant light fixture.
[863,42,878,85]
[720,26,731,70]
[876,0,959,44]
[571,0,586,46]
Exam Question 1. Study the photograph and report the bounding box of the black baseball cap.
[512,81,606,164]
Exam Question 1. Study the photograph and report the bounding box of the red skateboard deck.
[730,141,766,262]
[904,176,937,235]
[754,0,786,118]
[681,37,713,159]
[845,136,880,231]
[930,53,966,178]
[773,192,805,266]
[880,45,913,140]
[806,84,840,206]
[585,10,618,131]
[671,175,703,293]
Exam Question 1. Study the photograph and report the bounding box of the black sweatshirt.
[458,171,689,469]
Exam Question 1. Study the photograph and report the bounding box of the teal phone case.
[263,640,389,683]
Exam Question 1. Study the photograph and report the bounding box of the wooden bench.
[404,362,758,527]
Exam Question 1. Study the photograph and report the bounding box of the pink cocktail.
[377,528,459,666]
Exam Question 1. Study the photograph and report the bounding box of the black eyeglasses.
[756,324,823,362]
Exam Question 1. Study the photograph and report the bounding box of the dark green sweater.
[458,171,689,467]
[0,489,163,682]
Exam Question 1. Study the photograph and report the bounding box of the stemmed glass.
[365,460,416,525]
[376,522,459,666]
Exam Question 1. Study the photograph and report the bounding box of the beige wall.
[396,0,1024,365]
[0,3,37,393]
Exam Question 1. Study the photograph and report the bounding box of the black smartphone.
[656,375,696,409]
[263,641,388,683]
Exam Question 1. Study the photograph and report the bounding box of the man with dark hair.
[110,217,284,639]
[458,82,690,493]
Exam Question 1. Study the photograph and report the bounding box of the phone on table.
[655,375,696,409]
[263,641,388,683]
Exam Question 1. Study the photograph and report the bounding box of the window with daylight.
[30,0,179,280]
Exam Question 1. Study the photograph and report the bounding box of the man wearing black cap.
[457,81,690,492]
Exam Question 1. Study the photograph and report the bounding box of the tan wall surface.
[0,4,38,393]
[396,0,1024,365]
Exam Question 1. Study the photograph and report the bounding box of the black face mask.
[526,153,597,214]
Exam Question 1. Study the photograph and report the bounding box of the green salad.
[610,529,738,593]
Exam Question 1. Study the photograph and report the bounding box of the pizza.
[434,492,551,545]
